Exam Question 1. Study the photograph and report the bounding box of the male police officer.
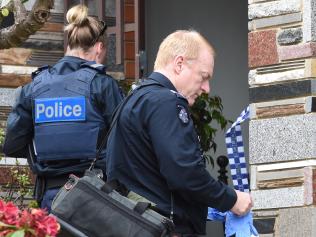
[106,30,252,236]
[3,4,123,212]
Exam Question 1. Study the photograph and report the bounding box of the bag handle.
[133,202,151,215]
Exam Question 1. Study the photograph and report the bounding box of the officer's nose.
[201,80,210,94]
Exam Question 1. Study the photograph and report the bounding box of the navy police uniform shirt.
[106,72,237,235]
[3,56,124,174]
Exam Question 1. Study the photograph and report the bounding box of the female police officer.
[3,4,123,212]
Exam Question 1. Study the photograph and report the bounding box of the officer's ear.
[174,55,184,74]
[95,41,105,53]
[95,41,106,55]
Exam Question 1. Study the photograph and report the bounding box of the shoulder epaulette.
[169,90,187,101]
[80,62,106,73]
[31,65,50,80]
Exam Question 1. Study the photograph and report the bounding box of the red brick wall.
[124,0,136,80]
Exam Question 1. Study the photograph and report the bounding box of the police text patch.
[177,105,189,124]
[35,97,86,123]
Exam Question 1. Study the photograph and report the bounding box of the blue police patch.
[177,105,189,124]
[35,97,86,123]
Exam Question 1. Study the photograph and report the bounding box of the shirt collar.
[148,72,177,92]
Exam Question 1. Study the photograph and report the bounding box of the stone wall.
[248,0,316,236]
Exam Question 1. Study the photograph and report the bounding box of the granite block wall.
[248,0,316,235]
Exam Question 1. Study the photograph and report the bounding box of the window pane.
[106,0,116,18]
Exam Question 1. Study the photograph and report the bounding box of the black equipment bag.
[51,170,174,237]
[50,82,175,237]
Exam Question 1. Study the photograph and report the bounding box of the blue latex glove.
[225,211,259,237]
[207,208,226,222]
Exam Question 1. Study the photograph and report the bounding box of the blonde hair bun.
[66,4,88,26]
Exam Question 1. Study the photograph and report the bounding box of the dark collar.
[58,56,88,65]
[56,56,105,69]
[52,56,107,74]
[148,72,177,92]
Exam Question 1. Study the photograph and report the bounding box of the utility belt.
[46,174,75,190]
[34,173,84,203]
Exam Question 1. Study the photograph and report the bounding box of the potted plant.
[190,94,230,166]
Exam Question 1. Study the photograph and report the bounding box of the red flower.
[18,210,33,228]
[0,200,19,225]
[0,199,60,237]
[40,216,60,236]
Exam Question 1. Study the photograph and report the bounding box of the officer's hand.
[230,190,253,216]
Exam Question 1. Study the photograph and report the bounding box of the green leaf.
[1,8,9,16]
[9,230,25,237]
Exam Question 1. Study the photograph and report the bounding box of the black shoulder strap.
[89,81,162,170]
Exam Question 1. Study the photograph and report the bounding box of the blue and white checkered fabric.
[208,106,258,237]
[225,106,250,192]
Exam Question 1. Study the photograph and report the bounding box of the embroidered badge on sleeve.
[177,105,189,124]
